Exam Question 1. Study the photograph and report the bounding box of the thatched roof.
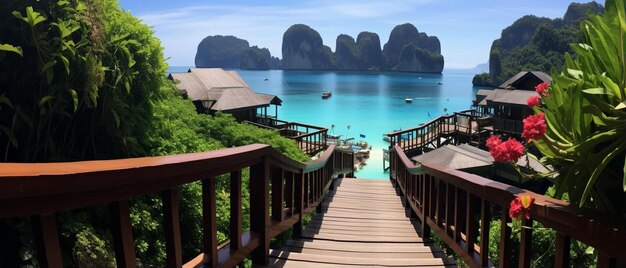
[168,68,281,111]
[412,144,549,173]
[476,71,550,107]
[498,71,551,91]
[478,89,538,106]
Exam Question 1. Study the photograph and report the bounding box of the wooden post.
[479,200,490,267]
[285,171,294,216]
[498,211,512,268]
[272,169,284,222]
[519,218,533,268]
[202,178,218,267]
[293,171,305,236]
[162,188,182,268]
[32,214,63,268]
[230,171,242,251]
[554,233,570,268]
[250,158,270,265]
[465,193,476,258]
[110,200,137,268]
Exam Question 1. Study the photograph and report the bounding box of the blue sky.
[117,0,602,69]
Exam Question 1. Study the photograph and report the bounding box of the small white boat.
[405,98,413,103]
[322,91,332,99]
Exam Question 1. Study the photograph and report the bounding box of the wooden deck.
[260,178,453,267]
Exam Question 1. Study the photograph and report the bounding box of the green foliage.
[487,219,594,267]
[0,1,310,267]
[534,0,626,214]
[473,3,603,86]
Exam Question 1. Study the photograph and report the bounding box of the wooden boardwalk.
[260,178,453,267]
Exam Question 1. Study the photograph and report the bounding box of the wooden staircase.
[259,178,454,267]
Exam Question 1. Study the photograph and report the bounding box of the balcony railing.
[250,117,328,156]
[0,144,354,267]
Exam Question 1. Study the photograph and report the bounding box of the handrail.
[0,144,355,267]
[252,117,329,156]
[389,145,626,267]
[385,110,481,155]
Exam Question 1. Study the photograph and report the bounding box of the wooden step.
[269,250,446,267]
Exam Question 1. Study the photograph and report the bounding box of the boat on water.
[405,98,413,103]
[437,82,443,85]
[264,78,269,81]
[322,91,332,99]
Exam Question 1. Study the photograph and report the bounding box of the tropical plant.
[531,0,626,214]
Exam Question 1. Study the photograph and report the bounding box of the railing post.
[202,178,218,267]
[250,157,270,265]
[162,188,182,268]
[422,175,431,240]
[230,171,243,251]
[554,233,570,268]
[32,214,63,268]
[110,200,137,268]
[293,171,305,236]
[499,210,512,268]
[466,193,476,259]
[272,169,284,222]
[519,218,533,268]
[479,200,491,267]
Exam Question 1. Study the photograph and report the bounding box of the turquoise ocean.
[168,67,483,179]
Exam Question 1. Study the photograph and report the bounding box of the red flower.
[509,195,535,220]
[489,137,525,163]
[522,113,547,141]
[486,135,502,151]
[535,82,550,96]
[527,95,541,107]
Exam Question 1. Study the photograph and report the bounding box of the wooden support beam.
[202,178,218,267]
[230,171,242,251]
[32,214,63,268]
[110,200,137,268]
[554,233,570,268]
[250,158,270,265]
[162,188,182,268]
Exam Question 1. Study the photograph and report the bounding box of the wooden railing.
[0,144,354,268]
[385,109,480,154]
[494,118,523,134]
[389,145,626,268]
[250,117,328,155]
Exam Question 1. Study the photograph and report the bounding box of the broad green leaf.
[580,144,625,206]
[583,87,613,95]
[0,125,17,147]
[617,101,626,109]
[59,55,70,75]
[69,89,78,112]
[0,44,23,57]
[41,60,57,74]
[38,96,54,106]
[567,68,584,79]
[622,157,626,192]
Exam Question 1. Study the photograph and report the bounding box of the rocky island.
[195,23,445,73]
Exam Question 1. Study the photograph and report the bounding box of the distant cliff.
[282,23,443,72]
[281,24,334,70]
[473,1,603,86]
[382,24,443,72]
[195,23,444,73]
[195,36,280,69]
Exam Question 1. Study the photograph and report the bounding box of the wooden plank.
[282,247,435,259]
[554,233,570,268]
[298,231,423,243]
[302,228,421,238]
[285,239,433,253]
[269,250,444,266]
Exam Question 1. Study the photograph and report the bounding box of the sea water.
[168,67,482,179]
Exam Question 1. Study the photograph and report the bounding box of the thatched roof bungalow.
[168,68,281,121]
[475,71,551,134]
